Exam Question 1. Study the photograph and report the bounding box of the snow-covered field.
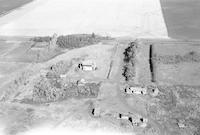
[0,0,168,38]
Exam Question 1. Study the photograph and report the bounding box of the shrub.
[56,34,110,49]
[122,42,138,81]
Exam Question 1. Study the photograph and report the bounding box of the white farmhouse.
[78,60,97,71]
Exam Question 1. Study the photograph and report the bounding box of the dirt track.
[105,42,167,135]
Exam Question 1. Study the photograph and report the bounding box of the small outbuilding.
[149,87,159,97]
[92,107,101,117]
[125,86,147,95]
[132,117,148,127]
[78,60,97,71]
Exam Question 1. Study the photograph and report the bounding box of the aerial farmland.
[0,0,199,135]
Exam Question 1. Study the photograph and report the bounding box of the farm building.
[115,112,148,128]
[132,117,148,127]
[117,113,130,120]
[149,87,159,97]
[78,60,97,71]
[125,86,147,95]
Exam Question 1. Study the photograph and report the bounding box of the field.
[157,63,200,85]
[160,0,200,39]
[0,0,168,38]
[131,39,200,86]
[0,0,33,16]
[153,42,200,85]
[1,0,200,40]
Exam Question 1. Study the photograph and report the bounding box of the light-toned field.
[0,0,168,38]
